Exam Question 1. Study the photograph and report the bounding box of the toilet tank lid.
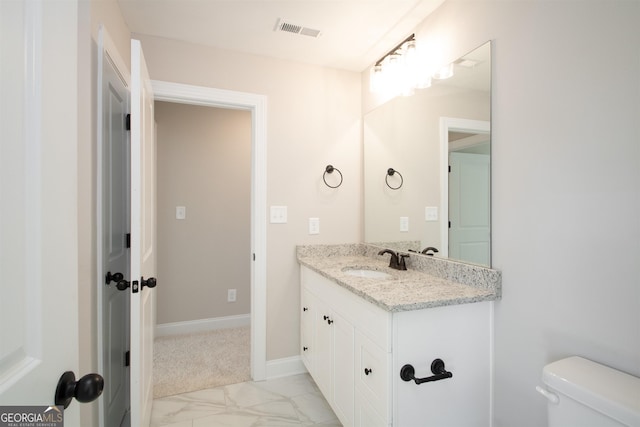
[542,356,640,426]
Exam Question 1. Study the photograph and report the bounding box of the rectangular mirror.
[364,41,491,267]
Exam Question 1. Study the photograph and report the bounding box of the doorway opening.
[439,117,491,266]
[152,101,252,397]
[152,80,267,382]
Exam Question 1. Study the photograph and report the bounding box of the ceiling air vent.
[275,19,321,38]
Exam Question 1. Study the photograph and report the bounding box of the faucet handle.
[398,253,409,270]
[421,247,439,256]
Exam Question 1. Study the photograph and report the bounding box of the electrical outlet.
[227,289,237,302]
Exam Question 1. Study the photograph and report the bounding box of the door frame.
[152,80,268,381]
[439,117,490,259]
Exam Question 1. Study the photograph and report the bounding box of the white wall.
[135,34,363,360]
[363,2,640,426]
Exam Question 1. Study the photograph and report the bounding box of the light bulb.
[432,63,454,79]
[370,64,383,93]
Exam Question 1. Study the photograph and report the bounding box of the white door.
[0,0,82,423]
[129,39,157,427]
[98,28,131,427]
[449,152,491,266]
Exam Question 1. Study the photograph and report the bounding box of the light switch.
[425,207,438,221]
[176,206,186,220]
[309,218,320,235]
[400,216,409,232]
[270,206,288,223]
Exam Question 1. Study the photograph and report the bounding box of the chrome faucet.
[378,249,409,270]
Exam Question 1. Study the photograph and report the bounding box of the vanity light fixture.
[370,34,420,97]
[369,34,453,97]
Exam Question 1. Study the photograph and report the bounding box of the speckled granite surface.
[297,243,501,312]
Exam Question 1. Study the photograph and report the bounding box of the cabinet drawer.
[347,294,390,351]
[355,331,390,422]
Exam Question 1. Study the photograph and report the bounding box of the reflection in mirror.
[364,41,491,266]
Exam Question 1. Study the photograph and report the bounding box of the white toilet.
[537,356,640,427]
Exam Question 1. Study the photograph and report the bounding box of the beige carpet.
[152,326,251,398]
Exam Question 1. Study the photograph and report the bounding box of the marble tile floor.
[150,373,342,427]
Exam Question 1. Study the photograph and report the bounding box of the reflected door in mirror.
[449,152,490,266]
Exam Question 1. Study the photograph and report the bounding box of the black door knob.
[116,280,130,291]
[55,371,104,409]
[142,277,157,289]
[105,271,124,285]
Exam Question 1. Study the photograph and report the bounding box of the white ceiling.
[117,0,446,72]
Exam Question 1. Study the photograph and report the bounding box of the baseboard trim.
[266,355,308,380]
[155,314,250,337]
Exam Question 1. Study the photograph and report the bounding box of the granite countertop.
[297,244,501,313]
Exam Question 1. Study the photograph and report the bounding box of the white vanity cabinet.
[301,266,390,427]
[300,265,492,427]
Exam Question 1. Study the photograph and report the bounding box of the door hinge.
[253,253,256,261]
[125,113,131,131]
[125,351,130,367]
[126,233,131,249]
[448,221,451,228]
[448,165,451,173]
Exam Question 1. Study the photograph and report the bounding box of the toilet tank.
[539,356,640,427]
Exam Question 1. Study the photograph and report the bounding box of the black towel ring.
[386,168,403,190]
[323,165,343,188]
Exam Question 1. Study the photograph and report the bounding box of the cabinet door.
[355,331,389,422]
[301,287,314,373]
[332,311,355,427]
[314,297,333,401]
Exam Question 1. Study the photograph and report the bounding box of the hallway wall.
[155,102,252,324]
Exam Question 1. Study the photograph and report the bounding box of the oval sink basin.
[342,268,393,279]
